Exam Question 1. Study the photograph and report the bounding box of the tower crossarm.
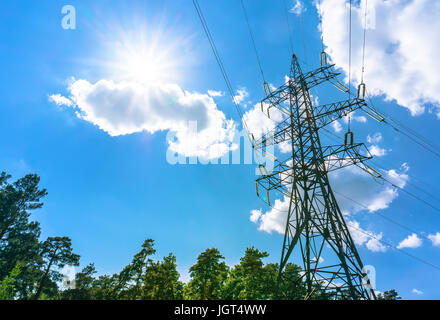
[252,98,373,151]
[321,143,372,172]
[313,98,368,129]
[256,143,372,191]
[260,64,341,119]
[296,64,341,90]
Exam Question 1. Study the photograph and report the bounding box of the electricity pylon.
[253,53,383,300]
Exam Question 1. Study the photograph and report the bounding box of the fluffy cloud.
[207,90,224,97]
[369,145,387,157]
[365,235,387,253]
[332,120,343,133]
[353,115,367,123]
[49,79,236,160]
[347,220,387,253]
[365,132,387,156]
[412,288,423,295]
[427,232,440,247]
[48,93,73,107]
[242,102,283,140]
[250,209,262,223]
[250,197,289,234]
[331,112,367,133]
[397,233,423,249]
[318,0,440,116]
[341,112,368,125]
[330,163,409,214]
[290,0,306,15]
[233,88,249,106]
[367,133,383,144]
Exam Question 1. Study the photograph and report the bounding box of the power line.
[241,0,266,83]
[298,4,309,68]
[381,175,440,213]
[320,127,440,212]
[317,1,440,162]
[321,125,440,204]
[387,115,440,154]
[348,224,440,272]
[347,0,353,131]
[360,0,368,84]
[365,92,440,159]
[317,0,324,53]
[282,0,294,54]
[369,159,440,205]
[192,0,248,130]
[333,190,435,244]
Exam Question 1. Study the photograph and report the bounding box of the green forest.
[0,171,400,300]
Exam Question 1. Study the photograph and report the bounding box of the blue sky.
[1,0,440,299]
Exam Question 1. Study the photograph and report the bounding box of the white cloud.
[332,120,343,133]
[243,102,283,140]
[365,234,387,252]
[48,94,73,107]
[318,0,440,116]
[397,233,422,249]
[342,112,368,124]
[347,220,387,252]
[233,88,249,105]
[369,145,387,157]
[311,256,325,263]
[49,79,236,160]
[427,232,440,246]
[290,0,306,16]
[331,113,367,133]
[354,115,367,123]
[249,196,289,234]
[250,209,262,223]
[278,141,292,154]
[366,133,387,156]
[367,133,383,144]
[330,163,409,214]
[412,288,423,295]
[208,90,224,97]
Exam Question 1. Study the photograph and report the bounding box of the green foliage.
[185,248,229,300]
[377,289,401,300]
[141,253,184,300]
[0,172,47,299]
[223,247,276,300]
[34,236,80,299]
[116,238,156,299]
[276,263,307,300]
[0,261,23,300]
[91,274,119,300]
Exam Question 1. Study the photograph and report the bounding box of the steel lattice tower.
[253,53,382,299]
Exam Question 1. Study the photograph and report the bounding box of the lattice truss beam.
[252,54,384,300]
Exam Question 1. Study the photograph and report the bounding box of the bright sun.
[115,43,173,84]
[106,28,186,85]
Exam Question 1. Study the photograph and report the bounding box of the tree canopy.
[0,171,401,300]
